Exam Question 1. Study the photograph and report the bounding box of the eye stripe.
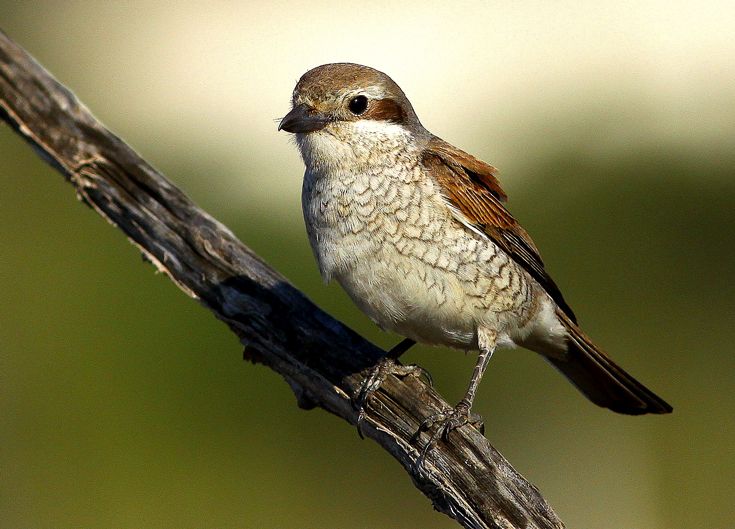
[363,98,406,123]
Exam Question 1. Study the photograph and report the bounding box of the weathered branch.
[0,29,563,529]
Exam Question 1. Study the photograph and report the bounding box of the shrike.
[279,63,671,435]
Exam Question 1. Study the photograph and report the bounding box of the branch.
[0,29,563,529]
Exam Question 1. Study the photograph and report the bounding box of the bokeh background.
[2,2,734,528]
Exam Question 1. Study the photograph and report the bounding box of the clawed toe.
[412,401,485,468]
[414,402,479,441]
[354,358,427,438]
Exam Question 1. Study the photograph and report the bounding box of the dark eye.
[348,95,368,115]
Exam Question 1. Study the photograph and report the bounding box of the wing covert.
[422,137,577,323]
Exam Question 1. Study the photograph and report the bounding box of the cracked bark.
[0,29,564,529]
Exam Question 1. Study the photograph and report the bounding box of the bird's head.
[279,63,424,169]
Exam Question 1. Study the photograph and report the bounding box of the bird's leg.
[414,329,496,466]
[389,337,418,358]
[355,338,429,438]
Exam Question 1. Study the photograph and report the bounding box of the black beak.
[278,103,331,133]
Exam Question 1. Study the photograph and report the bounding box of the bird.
[278,63,672,437]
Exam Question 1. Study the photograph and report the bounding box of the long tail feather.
[547,310,672,415]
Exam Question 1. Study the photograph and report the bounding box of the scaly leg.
[414,328,497,465]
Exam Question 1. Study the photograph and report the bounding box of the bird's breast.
[299,137,542,349]
[301,158,424,282]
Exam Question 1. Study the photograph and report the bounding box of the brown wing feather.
[423,137,577,322]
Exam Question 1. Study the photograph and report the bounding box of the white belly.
[333,249,479,347]
[300,135,561,352]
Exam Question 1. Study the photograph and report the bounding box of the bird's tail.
[546,309,672,415]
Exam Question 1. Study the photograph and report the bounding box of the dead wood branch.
[0,29,563,529]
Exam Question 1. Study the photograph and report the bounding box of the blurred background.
[1,2,734,528]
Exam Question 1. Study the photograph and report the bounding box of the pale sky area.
[12,0,734,220]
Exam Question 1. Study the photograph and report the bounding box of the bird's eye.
[348,95,368,115]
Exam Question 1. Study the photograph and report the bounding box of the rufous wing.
[422,138,673,414]
[421,137,577,322]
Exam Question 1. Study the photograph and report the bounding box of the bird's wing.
[422,137,577,322]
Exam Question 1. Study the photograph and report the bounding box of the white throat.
[296,120,414,173]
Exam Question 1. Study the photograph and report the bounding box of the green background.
[2,2,734,528]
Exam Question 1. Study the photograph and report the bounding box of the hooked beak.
[278,103,332,133]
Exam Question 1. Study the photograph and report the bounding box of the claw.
[354,357,426,439]
[412,400,485,468]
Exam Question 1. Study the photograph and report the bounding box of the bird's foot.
[354,357,430,439]
[412,400,485,468]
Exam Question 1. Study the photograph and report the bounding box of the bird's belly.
[332,233,538,350]
[334,254,477,347]
[302,166,540,350]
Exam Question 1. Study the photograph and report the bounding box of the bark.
[0,29,564,529]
